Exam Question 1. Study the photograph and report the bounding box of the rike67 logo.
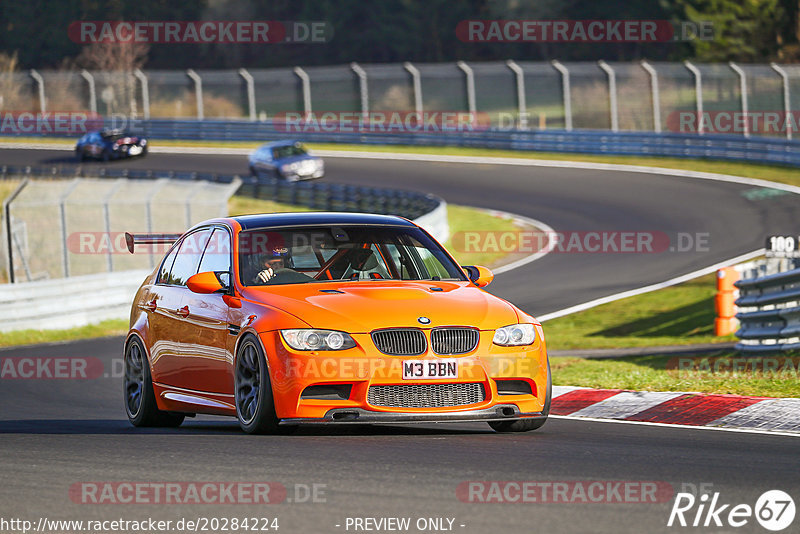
[668,489,795,531]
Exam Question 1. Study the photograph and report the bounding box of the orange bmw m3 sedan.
[123,213,550,434]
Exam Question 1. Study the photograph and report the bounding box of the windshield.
[101,131,126,140]
[238,225,466,286]
[271,144,307,159]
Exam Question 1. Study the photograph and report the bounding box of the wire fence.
[1,176,239,283]
[8,60,800,138]
[0,168,443,283]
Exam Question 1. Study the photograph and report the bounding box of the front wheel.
[235,336,289,434]
[124,337,184,427]
[489,359,551,433]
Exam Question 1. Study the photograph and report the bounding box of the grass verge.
[0,319,128,349]
[551,353,800,397]
[543,273,732,350]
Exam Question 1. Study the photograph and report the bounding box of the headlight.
[281,162,300,172]
[281,329,356,351]
[493,323,536,346]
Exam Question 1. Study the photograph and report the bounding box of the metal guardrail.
[0,269,150,332]
[735,267,800,352]
[7,119,800,167]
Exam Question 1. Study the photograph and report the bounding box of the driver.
[251,246,313,285]
[253,246,291,284]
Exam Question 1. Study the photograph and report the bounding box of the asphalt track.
[1,147,799,533]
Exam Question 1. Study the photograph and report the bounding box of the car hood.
[240,280,520,332]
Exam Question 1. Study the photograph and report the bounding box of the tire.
[124,337,185,428]
[235,336,292,434]
[76,149,86,162]
[102,148,111,162]
[489,359,551,433]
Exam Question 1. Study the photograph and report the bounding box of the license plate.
[402,359,458,380]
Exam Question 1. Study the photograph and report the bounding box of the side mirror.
[463,265,494,287]
[187,271,228,294]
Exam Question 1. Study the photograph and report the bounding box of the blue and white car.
[75,129,148,161]
[248,141,324,181]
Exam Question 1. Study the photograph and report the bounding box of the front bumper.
[281,405,545,425]
[259,328,549,422]
[283,169,324,181]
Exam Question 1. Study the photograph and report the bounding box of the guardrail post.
[80,70,97,114]
[3,179,29,284]
[729,62,749,137]
[457,61,476,114]
[144,179,168,268]
[551,61,572,131]
[403,62,423,115]
[186,69,204,120]
[185,182,206,228]
[103,179,124,273]
[294,67,312,115]
[684,61,703,135]
[598,61,619,132]
[29,69,46,114]
[59,179,81,278]
[238,68,256,121]
[351,62,369,117]
[640,60,661,133]
[134,69,150,120]
[506,60,527,130]
[770,63,792,141]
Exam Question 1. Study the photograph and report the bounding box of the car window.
[166,229,213,286]
[238,226,466,286]
[272,144,307,159]
[157,246,179,284]
[197,228,232,274]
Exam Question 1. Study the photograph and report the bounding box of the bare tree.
[77,41,149,116]
[0,52,29,110]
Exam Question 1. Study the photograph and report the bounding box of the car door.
[181,226,235,394]
[254,147,274,174]
[83,132,101,156]
[148,228,213,390]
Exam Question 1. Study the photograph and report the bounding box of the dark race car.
[248,140,324,181]
[75,129,148,161]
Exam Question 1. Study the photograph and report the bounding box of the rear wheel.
[489,359,551,433]
[235,336,293,434]
[124,337,184,428]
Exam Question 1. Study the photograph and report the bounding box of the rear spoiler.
[125,232,182,254]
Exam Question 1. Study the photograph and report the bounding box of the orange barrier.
[715,267,740,336]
